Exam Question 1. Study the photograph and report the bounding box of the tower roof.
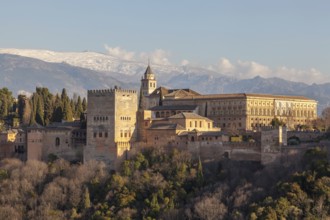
[144,65,155,79]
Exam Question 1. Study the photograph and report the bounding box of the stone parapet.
[88,88,137,96]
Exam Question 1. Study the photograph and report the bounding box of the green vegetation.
[0,147,329,219]
[0,87,87,128]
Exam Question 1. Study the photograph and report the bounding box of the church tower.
[137,64,157,141]
[141,64,157,97]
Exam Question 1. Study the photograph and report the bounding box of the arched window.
[55,137,60,147]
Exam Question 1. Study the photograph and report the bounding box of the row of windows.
[93,132,108,138]
[72,132,86,138]
[212,106,243,110]
[94,116,109,121]
[216,117,242,121]
[142,82,156,88]
[222,123,242,128]
[250,117,308,123]
[189,121,211,129]
[120,116,132,120]
[210,110,245,116]
[120,131,131,138]
[250,109,273,116]
[249,109,315,117]
[210,101,244,106]
[210,100,315,108]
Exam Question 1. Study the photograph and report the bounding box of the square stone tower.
[85,88,138,168]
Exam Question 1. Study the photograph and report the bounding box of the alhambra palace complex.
[0,65,321,169]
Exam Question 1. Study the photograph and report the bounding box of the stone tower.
[140,65,157,111]
[141,65,157,97]
[136,65,157,141]
[85,88,138,168]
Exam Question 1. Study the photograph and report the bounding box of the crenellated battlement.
[88,87,137,96]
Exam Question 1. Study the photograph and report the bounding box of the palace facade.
[140,66,317,131]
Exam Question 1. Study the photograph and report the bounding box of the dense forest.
[0,87,87,130]
[0,147,329,220]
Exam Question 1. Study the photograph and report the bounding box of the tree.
[75,96,83,119]
[62,99,73,122]
[35,95,44,125]
[197,156,204,187]
[52,94,63,122]
[37,87,54,125]
[61,88,69,103]
[83,187,91,209]
[0,87,14,119]
[82,97,87,112]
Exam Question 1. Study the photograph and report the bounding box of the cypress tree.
[75,96,83,119]
[82,97,87,112]
[35,96,44,125]
[52,94,63,122]
[83,187,91,209]
[197,156,204,187]
[22,98,32,125]
[62,99,73,122]
[61,88,68,103]
[17,94,26,122]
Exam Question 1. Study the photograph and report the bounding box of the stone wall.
[85,88,137,168]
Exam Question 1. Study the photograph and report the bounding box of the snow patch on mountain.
[0,48,221,77]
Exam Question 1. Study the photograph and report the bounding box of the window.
[94,132,97,138]
[55,137,60,146]
[200,121,202,127]
[105,132,108,138]
[99,132,102,137]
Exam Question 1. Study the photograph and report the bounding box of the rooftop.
[163,93,316,101]
[169,112,212,121]
[149,105,198,111]
[148,123,185,130]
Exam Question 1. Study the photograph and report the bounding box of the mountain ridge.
[0,49,329,114]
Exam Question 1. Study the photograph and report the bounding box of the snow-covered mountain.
[0,48,329,114]
[0,48,235,92]
[0,48,217,77]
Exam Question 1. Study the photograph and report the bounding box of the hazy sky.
[1,1,329,83]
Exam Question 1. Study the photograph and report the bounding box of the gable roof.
[148,123,185,130]
[149,105,198,111]
[148,87,200,98]
[164,89,197,99]
[169,112,212,121]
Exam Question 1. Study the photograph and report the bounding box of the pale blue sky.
[0,0,329,83]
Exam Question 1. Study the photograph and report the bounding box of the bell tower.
[141,64,157,96]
